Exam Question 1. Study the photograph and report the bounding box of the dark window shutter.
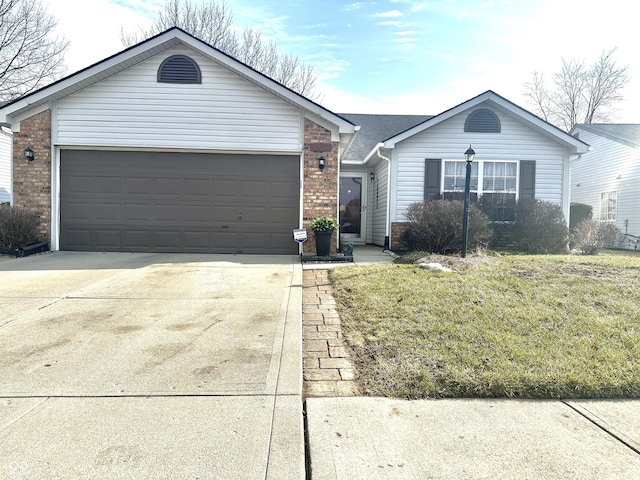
[519,161,536,200]
[424,159,442,200]
[158,55,202,84]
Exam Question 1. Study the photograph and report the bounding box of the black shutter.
[424,159,441,200]
[519,161,536,200]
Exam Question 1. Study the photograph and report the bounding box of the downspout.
[376,148,392,251]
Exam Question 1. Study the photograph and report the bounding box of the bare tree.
[524,48,630,131]
[121,0,318,99]
[0,0,68,102]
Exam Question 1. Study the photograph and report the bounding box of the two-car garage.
[59,150,300,254]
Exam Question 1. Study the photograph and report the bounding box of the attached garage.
[60,150,300,254]
[0,28,355,255]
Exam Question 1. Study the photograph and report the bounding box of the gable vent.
[157,55,202,84]
[465,108,501,133]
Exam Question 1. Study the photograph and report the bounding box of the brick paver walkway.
[302,269,360,397]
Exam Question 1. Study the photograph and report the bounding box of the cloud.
[480,1,496,8]
[345,2,365,11]
[376,21,404,27]
[393,37,418,43]
[373,10,403,18]
[395,30,418,36]
[411,3,428,12]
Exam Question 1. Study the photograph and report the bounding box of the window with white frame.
[442,160,518,221]
[600,191,617,221]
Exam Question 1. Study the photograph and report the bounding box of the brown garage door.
[60,150,300,254]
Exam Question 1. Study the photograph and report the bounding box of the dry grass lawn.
[329,252,640,399]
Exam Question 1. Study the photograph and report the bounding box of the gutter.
[374,145,392,251]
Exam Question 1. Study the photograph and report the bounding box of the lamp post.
[461,145,475,258]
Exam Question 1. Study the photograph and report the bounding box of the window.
[157,55,202,84]
[442,160,517,221]
[600,191,617,221]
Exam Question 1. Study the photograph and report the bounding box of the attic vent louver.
[464,108,501,133]
[157,55,202,84]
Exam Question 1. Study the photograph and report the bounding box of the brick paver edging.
[302,269,360,397]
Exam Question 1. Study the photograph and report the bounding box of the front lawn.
[329,253,640,399]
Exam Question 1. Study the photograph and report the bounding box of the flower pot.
[314,230,334,256]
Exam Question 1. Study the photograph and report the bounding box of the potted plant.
[309,216,339,256]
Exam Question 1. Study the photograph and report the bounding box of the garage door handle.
[238,213,242,220]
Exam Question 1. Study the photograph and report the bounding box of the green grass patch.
[329,254,640,399]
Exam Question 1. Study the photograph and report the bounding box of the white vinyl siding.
[0,129,11,203]
[392,110,566,222]
[55,46,302,152]
[571,127,640,248]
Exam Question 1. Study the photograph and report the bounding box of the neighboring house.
[0,27,356,254]
[570,124,640,250]
[340,91,589,249]
[0,126,11,203]
[0,28,590,255]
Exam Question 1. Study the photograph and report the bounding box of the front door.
[339,174,366,243]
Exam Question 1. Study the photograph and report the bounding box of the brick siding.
[12,110,52,241]
[302,119,339,254]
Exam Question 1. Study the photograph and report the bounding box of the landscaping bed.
[329,253,640,399]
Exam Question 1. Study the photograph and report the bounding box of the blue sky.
[48,0,640,122]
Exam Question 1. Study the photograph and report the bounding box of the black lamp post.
[461,145,475,258]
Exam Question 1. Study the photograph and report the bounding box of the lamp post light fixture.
[461,144,475,258]
[24,147,35,162]
[318,156,326,172]
[370,172,375,183]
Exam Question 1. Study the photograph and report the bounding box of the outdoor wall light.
[24,147,35,162]
[370,172,376,182]
[318,156,326,172]
[461,144,476,258]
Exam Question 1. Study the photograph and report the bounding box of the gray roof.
[575,124,640,149]
[339,113,432,162]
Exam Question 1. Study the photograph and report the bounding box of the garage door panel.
[65,229,92,249]
[182,205,210,223]
[63,203,91,221]
[60,150,299,254]
[94,203,122,221]
[123,177,152,196]
[154,204,181,222]
[63,175,92,194]
[95,176,121,195]
[94,229,122,249]
[123,203,151,222]
[156,178,182,196]
[212,179,240,198]
[272,180,298,199]
[183,178,209,197]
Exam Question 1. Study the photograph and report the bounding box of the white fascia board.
[362,143,385,164]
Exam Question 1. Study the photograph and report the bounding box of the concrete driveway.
[0,252,303,479]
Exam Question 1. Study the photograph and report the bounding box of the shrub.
[0,205,40,249]
[569,202,593,231]
[401,200,492,254]
[573,219,620,255]
[512,199,568,254]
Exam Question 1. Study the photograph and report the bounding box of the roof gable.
[0,27,354,135]
[382,90,590,155]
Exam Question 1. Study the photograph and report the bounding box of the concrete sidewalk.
[0,252,303,480]
[306,397,640,479]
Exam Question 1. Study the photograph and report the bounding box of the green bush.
[570,202,593,231]
[512,199,568,254]
[0,205,40,249]
[573,219,619,255]
[401,200,492,254]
